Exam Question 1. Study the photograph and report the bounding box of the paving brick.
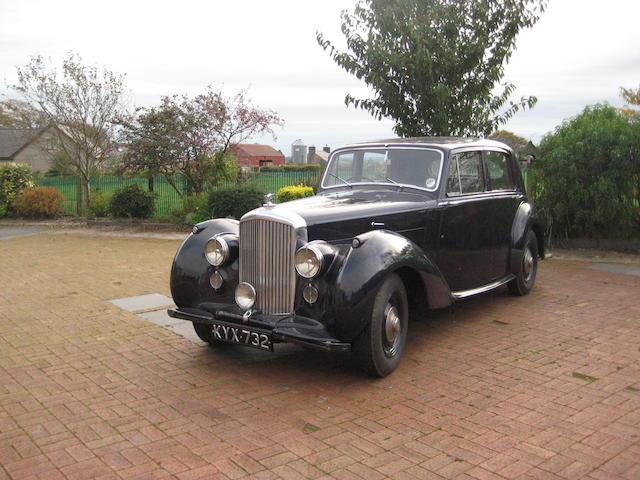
[1,233,639,480]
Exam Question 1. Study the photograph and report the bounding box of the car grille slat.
[239,217,296,314]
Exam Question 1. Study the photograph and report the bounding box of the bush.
[207,184,264,219]
[276,185,314,203]
[0,162,34,216]
[538,104,640,240]
[108,184,155,219]
[12,187,65,218]
[88,188,112,218]
[171,192,210,224]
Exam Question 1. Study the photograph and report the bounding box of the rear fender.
[510,202,545,273]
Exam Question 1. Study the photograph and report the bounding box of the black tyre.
[353,273,408,377]
[193,322,214,343]
[508,230,538,296]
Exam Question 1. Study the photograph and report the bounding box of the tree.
[619,84,640,116]
[317,0,547,137]
[0,99,48,128]
[9,53,128,214]
[488,130,530,156]
[537,104,640,240]
[620,85,640,106]
[119,88,283,196]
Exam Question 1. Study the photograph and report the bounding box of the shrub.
[538,104,640,240]
[276,185,314,203]
[12,187,65,218]
[207,184,264,219]
[0,162,34,216]
[88,188,112,217]
[171,192,210,224]
[108,184,155,219]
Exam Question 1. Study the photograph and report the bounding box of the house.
[228,144,285,167]
[307,145,330,166]
[0,127,56,172]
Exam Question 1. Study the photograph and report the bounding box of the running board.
[451,274,516,300]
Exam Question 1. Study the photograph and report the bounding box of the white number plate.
[211,322,273,351]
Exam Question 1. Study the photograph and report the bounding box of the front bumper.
[168,304,350,352]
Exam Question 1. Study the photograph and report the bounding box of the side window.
[458,151,484,194]
[486,151,515,191]
[446,156,461,195]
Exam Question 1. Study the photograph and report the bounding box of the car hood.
[247,188,437,229]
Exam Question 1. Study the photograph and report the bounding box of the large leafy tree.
[538,104,640,240]
[9,53,128,214]
[119,88,283,196]
[317,0,547,137]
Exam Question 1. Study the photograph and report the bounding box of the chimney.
[308,145,316,164]
[323,145,330,153]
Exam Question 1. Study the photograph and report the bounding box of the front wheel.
[353,273,408,377]
[509,230,538,296]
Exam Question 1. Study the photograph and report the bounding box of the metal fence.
[36,171,320,216]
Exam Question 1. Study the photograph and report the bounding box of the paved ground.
[0,232,638,480]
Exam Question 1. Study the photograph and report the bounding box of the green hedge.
[207,184,264,219]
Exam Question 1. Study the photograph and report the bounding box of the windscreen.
[322,148,443,191]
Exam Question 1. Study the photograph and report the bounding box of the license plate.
[211,322,273,351]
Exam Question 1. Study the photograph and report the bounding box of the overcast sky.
[2,0,639,155]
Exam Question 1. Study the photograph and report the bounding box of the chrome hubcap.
[523,248,534,281]
[384,305,401,356]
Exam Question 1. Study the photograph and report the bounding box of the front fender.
[328,230,451,342]
[170,218,239,308]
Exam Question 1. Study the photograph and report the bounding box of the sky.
[1,0,639,156]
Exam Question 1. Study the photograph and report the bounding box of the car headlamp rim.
[295,245,324,279]
[205,235,229,266]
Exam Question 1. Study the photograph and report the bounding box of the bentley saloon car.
[169,137,545,376]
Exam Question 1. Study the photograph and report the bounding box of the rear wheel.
[353,273,408,377]
[509,230,538,296]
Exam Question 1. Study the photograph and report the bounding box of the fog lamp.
[235,282,256,311]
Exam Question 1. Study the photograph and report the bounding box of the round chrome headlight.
[235,282,256,311]
[295,245,323,278]
[205,236,228,266]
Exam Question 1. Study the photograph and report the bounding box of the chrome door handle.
[371,222,385,227]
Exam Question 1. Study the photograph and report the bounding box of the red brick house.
[228,144,285,167]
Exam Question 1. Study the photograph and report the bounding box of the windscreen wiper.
[329,173,352,188]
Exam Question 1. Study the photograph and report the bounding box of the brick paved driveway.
[1,232,638,480]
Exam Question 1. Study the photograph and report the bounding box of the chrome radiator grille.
[239,217,296,314]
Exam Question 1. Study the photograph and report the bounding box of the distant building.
[307,145,330,166]
[291,139,307,164]
[228,144,285,167]
[0,127,56,172]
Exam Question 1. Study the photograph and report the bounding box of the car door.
[435,150,495,292]
[483,150,522,280]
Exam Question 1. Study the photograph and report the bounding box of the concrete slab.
[0,226,43,240]
[586,263,640,277]
[138,309,204,344]
[108,293,174,313]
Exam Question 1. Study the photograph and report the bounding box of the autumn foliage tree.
[9,53,128,214]
[119,88,283,196]
[317,0,547,137]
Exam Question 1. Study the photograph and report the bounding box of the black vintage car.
[169,137,545,376]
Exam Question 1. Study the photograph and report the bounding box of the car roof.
[342,136,511,152]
